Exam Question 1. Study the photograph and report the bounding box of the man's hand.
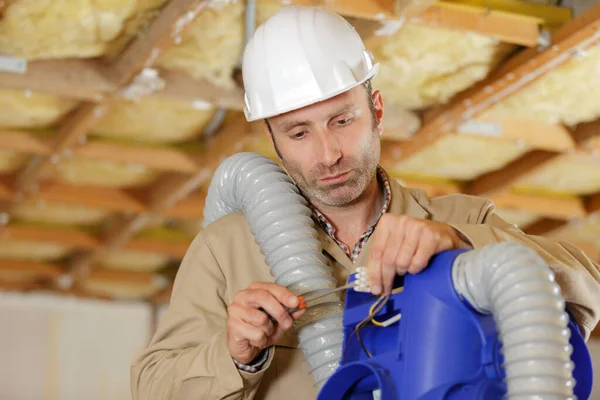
[368,214,472,295]
[226,282,304,365]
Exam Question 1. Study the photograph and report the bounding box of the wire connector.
[353,267,371,293]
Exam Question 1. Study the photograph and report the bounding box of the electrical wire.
[347,295,391,358]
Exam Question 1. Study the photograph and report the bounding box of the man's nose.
[317,131,341,167]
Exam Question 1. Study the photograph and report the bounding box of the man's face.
[267,85,384,208]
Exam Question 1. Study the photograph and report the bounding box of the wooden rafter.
[1,224,189,259]
[488,191,587,220]
[465,118,600,197]
[523,217,568,236]
[0,59,116,101]
[0,259,164,301]
[391,3,600,162]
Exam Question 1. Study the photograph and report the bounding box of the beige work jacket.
[130,171,600,400]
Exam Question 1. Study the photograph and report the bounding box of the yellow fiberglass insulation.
[514,153,600,195]
[0,0,168,60]
[479,46,600,127]
[369,23,515,109]
[0,239,71,261]
[81,277,162,300]
[156,1,244,89]
[10,199,110,226]
[392,134,529,180]
[0,88,78,129]
[100,249,170,273]
[91,96,215,143]
[0,149,29,173]
[53,157,161,188]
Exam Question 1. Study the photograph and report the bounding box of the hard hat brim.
[244,63,380,122]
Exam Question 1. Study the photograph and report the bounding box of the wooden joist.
[465,119,600,197]
[1,224,190,259]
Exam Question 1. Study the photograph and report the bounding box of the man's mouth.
[320,171,350,184]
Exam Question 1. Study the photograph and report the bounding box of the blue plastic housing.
[317,249,593,400]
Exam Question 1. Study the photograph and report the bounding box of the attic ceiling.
[0,0,599,319]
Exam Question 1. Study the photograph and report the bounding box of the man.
[131,6,600,400]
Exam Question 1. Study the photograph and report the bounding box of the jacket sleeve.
[130,230,273,400]
[446,200,600,341]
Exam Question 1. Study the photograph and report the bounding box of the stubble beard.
[281,129,380,208]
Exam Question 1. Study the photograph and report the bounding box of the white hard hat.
[241,6,380,122]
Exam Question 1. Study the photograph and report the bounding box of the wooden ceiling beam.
[103,0,208,86]
[74,141,201,174]
[0,129,202,174]
[0,259,65,278]
[456,118,576,152]
[394,3,600,162]
[522,217,569,236]
[3,225,100,250]
[488,191,587,220]
[464,118,600,197]
[0,223,192,258]
[0,130,53,155]
[0,59,117,102]
[380,117,578,167]
[466,150,560,197]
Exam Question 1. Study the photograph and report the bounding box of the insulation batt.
[100,249,169,273]
[10,200,110,226]
[0,149,29,173]
[92,96,215,143]
[0,0,168,59]
[0,88,77,129]
[81,278,162,300]
[479,46,600,126]
[369,24,515,109]
[0,239,71,261]
[157,1,245,88]
[515,152,600,195]
[392,134,529,180]
[54,157,160,188]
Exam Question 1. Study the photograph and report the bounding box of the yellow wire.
[369,287,404,327]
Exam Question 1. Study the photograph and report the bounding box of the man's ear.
[373,90,384,136]
[263,121,275,146]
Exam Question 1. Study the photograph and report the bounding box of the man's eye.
[337,118,352,125]
[293,131,306,139]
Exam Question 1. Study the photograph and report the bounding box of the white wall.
[0,292,151,400]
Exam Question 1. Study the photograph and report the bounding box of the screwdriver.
[259,282,357,324]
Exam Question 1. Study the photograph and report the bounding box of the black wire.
[349,295,390,359]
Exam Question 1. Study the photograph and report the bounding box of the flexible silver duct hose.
[452,241,576,399]
[203,152,345,388]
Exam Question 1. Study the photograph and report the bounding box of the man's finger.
[409,230,439,274]
[368,218,393,295]
[395,223,423,274]
[243,290,293,329]
[230,315,267,346]
[239,306,275,336]
[248,282,299,309]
